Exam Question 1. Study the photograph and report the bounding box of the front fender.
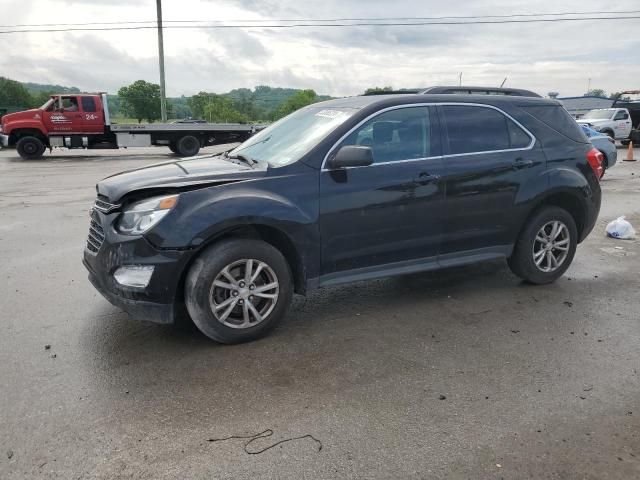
[146,172,320,251]
[6,120,46,138]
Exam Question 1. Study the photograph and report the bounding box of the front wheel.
[508,206,578,284]
[185,239,293,344]
[16,136,46,160]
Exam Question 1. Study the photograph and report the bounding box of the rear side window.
[520,105,588,143]
[441,105,530,155]
[81,97,96,112]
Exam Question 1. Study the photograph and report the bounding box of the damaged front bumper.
[82,209,193,325]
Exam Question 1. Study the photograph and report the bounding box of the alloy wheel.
[209,259,279,329]
[532,220,570,273]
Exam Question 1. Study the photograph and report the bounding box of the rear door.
[437,103,545,258]
[319,105,445,281]
[80,96,104,134]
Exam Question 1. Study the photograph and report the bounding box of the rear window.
[81,97,96,112]
[441,105,531,155]
[521,105,588,143]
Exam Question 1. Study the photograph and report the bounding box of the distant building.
[558,96,613,119]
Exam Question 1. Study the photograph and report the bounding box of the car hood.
[97,155,268,202]
[577,119,609,125]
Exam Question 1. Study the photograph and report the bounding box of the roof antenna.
[500,77,507,88]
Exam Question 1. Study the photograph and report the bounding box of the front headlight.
[116,194,178,235]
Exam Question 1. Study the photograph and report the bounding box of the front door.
[437,104,547,257]
[319,105,445,283]
[43,96,83,134]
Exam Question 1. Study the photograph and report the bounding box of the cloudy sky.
[2,0,639,98]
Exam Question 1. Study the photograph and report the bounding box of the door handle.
[414,172,440,185]
[512,158,533,169]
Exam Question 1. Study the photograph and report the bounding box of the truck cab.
[0,94,108,158]
[576,108,632,140]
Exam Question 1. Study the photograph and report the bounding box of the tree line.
[0,77,333,123]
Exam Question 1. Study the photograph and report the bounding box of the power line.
[2,10,640,28]
[1,15,639,34]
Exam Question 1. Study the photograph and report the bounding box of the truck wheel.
[508,206,577,285]
[621,140,630,146]
[176,135,200,157]
[16,136,46,160]
[602,130,615,140]
[185,239,293,344]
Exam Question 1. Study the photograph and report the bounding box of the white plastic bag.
[606,216,636,239]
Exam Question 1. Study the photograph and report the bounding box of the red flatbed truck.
[0,93,262,159]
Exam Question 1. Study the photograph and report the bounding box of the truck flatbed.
[110,123,264,133]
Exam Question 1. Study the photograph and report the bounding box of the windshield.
[584,109,614,120]
[229,106,357,167]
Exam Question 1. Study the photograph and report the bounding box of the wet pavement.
[1,145,639,479]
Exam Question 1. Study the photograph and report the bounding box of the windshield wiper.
[226,152,257,167]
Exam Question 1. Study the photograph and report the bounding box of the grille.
[94,197,121,214]
[86,218,105,254]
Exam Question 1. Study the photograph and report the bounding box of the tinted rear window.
[441,105,530,154]
[521,105,588,143]
[81,97,96,112]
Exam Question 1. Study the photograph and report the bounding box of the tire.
[602,130,615,140]
[175,135,200,157]
[621,140,630,146]
[185,239,293,344]
[16,136,46,160]
[508,206,578,285]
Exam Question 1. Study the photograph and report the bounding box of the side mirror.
[327,145,374,169]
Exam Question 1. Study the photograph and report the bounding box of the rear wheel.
[16,136,46,160]
[175,135,200,157]
[508,206,577,284]
[185,239,293,344]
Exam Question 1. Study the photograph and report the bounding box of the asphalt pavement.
[1,145,639,479]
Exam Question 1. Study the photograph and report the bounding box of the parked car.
[83,94,602,344]
[581,125,617,175]
[576,107,633,141]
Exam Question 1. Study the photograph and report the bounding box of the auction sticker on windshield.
[315,109,346,119]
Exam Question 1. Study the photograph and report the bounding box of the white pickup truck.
[576,108,633,141]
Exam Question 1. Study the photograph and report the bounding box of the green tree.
[272,89,319,120]
[188,92,247,122]
[117,80,162,123]
[585,88,606,98]
[0,77,33,108]
[187,91,217,119]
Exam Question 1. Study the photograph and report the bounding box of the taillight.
[587,147,604,180]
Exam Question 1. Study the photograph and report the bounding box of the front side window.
[441,105,530,155]
[61,97,79,112]
[339,106,433,163]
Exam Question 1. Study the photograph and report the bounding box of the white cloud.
[1,0,638,97]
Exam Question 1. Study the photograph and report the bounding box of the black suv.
[83,94,602,343]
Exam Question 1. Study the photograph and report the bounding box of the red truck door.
[79,96,104,134]
[43,96,84,134]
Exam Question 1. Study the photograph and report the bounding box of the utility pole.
[156,0,167,122]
